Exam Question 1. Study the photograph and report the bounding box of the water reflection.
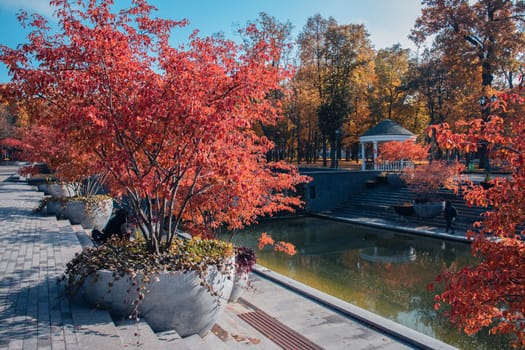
[359,246,416,264]
[227,216,510,350]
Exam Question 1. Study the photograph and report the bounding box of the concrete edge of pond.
[253,265,458,350]
[311,213,472,244]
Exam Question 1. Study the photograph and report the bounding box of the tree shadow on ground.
[0,277,120,347]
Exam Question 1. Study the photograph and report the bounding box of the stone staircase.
[322,180,488,233]
[56,221,276,350]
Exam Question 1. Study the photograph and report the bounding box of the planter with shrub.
[66,238,234,336]
[6,0,308,338]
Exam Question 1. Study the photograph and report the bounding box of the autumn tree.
[295,15,375,167]
[377,140,428,163]
[0,103,15,140]
[412,49,451,125]
[241,12,296,162]
[412,0,525,169]
[0,0,308,254]
[286,73,322,163]
[369,45,411,122]
[319,24,374,168]
[294,14,336,165]
[412,0,525,89]
[0,94,26,161]
[429,91,525,347]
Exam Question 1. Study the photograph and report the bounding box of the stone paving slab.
[239,273,417,350]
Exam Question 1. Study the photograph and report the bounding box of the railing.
[376,160,414,172]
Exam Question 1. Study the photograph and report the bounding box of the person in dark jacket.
[91,209,130,244]
[444,200,458,234]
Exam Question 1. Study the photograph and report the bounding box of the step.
[114,318,166,349]
[70,302,125,350]
[53,219,126,350]
[183,334,212,350]
[198,330,232,350]
[157,329,192,350]
[211,303,281,349]
[69,224,95,248]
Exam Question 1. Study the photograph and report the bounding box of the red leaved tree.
[377,140,464,199]
[0,0,308,254]
[430,92,525,348]
[377,140,428,163]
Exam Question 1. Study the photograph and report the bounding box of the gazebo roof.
[359,119,415,143]
[361,119,414,137]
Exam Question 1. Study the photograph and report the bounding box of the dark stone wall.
[299,169,380,213]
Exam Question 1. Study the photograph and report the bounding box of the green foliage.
[64,238,234,284]
[34,194,112,213]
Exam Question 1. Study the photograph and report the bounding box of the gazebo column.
[361,142,366,170]
[373,141,378,170]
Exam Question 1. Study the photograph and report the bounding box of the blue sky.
[0,0,422,83]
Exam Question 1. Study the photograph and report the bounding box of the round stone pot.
[61,196,113,229]
[45,199,63,215]
[413,200,445,218]
[45,183,77,197]
[228,271,249,303]
[77,263,234,336]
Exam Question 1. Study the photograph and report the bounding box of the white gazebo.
[359,119,415,171]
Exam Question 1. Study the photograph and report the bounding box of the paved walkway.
[0,165,457,350]
[0,166,80,350]
[0,166,122,350]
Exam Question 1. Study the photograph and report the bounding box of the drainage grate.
[237,299,324,350]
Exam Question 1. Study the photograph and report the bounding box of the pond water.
[227,216,510,350]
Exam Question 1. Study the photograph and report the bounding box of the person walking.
[444,200,458,234]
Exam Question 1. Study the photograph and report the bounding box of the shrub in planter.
[60,195,113,229]
[45,183,78,198]
[5,0,309,336]
[66,238,234,335]
[34,194,113,227]
[401,161,464,218]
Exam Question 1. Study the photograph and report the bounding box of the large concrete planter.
[45,198,62,215]
[77,264,234,336]
[413,200,445,218]
[228,271,249,303]
[45,183,77,197]
[61,196,113,229]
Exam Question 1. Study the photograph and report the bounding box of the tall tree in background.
[241,12,295,162]
[411,0,525,90]
[296,14,337,165]
[318,23,374,167]
[0,103,15,141]
[369,44,411,123]
[411,0,525,166]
